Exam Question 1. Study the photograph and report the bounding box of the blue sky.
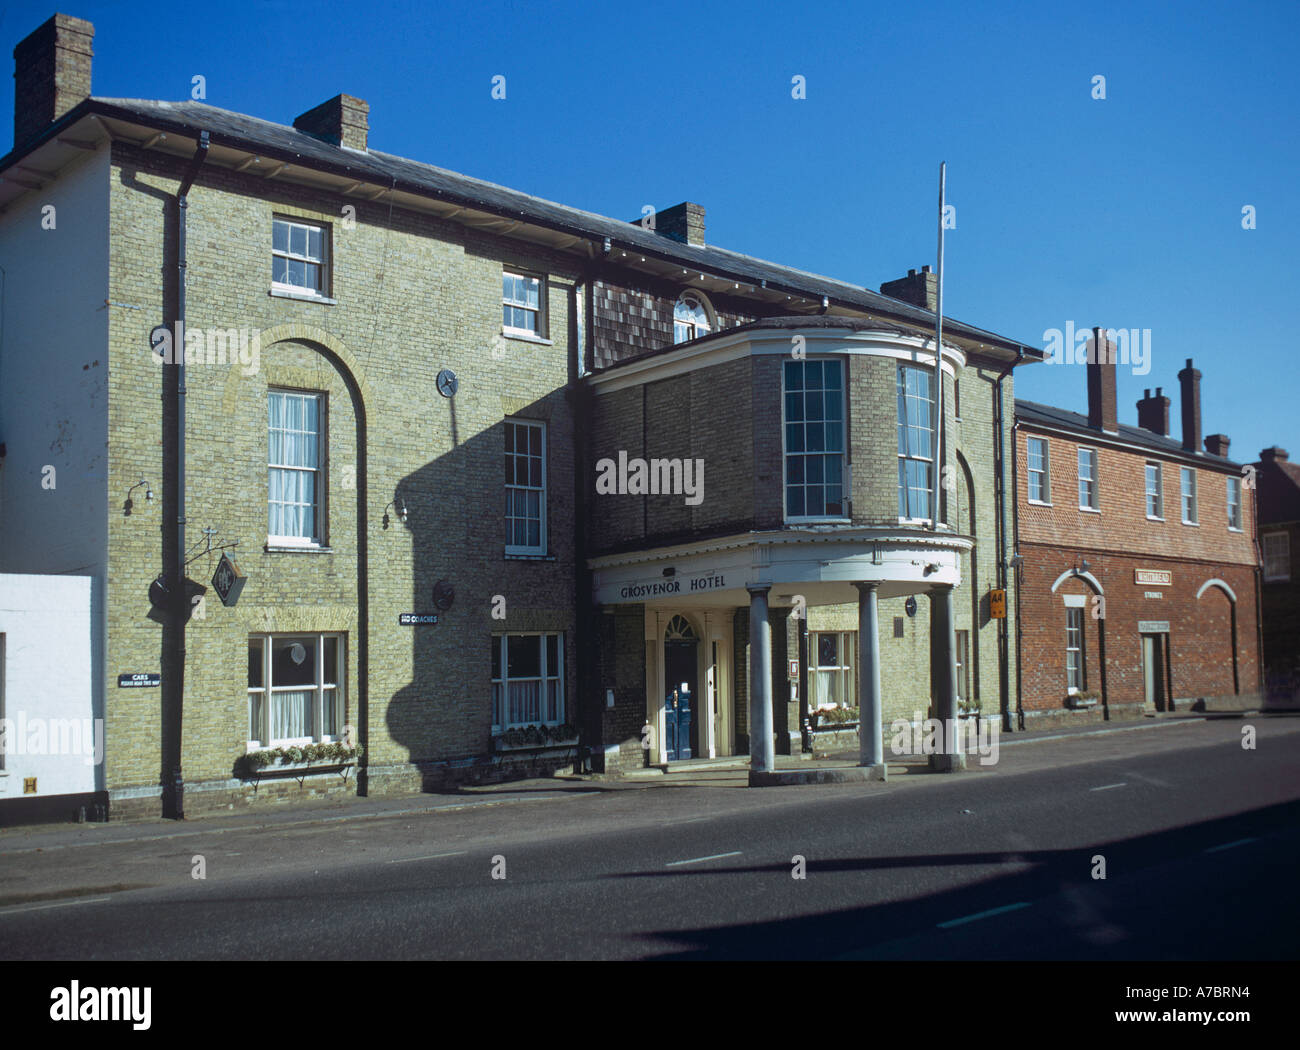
[3,0,1296,459]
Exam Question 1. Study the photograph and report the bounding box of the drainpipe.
[993,349,1022,732]
[164,131,208,820]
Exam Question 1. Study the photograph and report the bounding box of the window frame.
[1263,532,1290,582]
[504,419,547,556]
[783,357,849,523]
[271,215,331,299]
[1226,475,1242,531]
[491,632,566,731]
[1026,436,1051,505]
[1180,466,1199,525]
[502,269,548,340]
[1065,606,1086,693]
[897,364,937,523]
[809,630,857,710]
[1145,461,1164,520]
[247,633,345,750]
[673,291,715,344]
[1077,447,1099,511]
[267,389,327,547]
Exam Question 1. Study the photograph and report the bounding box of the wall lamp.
[1074,557,1091,575]
[1007,553,1024,570]
[124,478,153,516]
[382,498,408,529]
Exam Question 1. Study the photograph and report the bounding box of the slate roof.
[3,96,1042,359]
[1016,398,1243,470]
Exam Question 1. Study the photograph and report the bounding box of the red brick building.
[1251,446,1300,699]
[1014,340,1261,725]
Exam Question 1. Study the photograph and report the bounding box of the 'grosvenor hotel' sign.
[1134,569,1172,586]
[617,572,729,600]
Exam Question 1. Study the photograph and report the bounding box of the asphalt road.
[1,717,1297,960]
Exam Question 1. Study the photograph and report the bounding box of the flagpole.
[931,161,946,531]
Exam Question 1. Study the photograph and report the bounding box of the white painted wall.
[0,145,109,578]
[0,573,99,799]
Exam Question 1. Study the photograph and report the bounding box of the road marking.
[937,902,1031,928]
[666,851,742,867]
[387,850,467,864]
[1203,837,1257,854]
[1090,782,1127,791]
[662,816,710,828]
[0,896,112,917]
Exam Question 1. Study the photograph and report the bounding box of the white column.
[747,586,774,773]
[854,581,887,779]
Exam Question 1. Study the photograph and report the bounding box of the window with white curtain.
[810,631,856,709]
[491,633,565,729]
[247,634,343,747]
[268,390,323,544]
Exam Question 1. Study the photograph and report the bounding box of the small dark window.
[893,617,905,638]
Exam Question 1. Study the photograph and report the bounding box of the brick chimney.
[1177,357,1202,453]
[1086,327,1118,434]
[293,94,369,151]
[635,201,706,246]
[1204,434,1231,457]
[1136,387,1170,436]
[13,13,94,150]
[880,266,938,311]
[1259,446,1289,464]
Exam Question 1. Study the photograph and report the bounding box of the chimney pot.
[633,201,705,246]
[880,268,938,311]
[13,14,94,149]
[293,93,369,151]
[1086,326,1118,433]
[1177,358,1203,453]
[1204,434,1231,457]
[1136,384,1170,437]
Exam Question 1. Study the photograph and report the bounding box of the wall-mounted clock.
[436,368,458,397]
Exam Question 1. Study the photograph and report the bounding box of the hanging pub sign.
[211,551,247,607]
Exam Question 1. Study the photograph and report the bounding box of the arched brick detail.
[220,324,373,416]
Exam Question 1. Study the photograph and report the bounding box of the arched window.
[664,614,697,640]
[673,293,713,344]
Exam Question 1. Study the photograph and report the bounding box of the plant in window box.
[1067,690,1101,709]
[235,743,363,779]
